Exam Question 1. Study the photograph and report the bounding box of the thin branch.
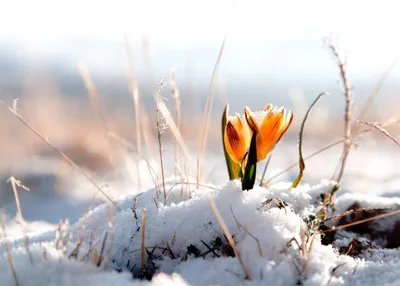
[327,39,352,185]
[0,101,120,210]
[360,120,400,147]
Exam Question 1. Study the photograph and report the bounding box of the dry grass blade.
[259,154,272,187]
[360,120,400,147]
[292,92,327,188]
[7,176,33,264]
[326,38,352,185]
[141,208,147,273]
[170,67,181,177]
[104,206,114,270]
[197,36,227,185]
[229,206,263,257]
[207,196,251,280]
[125,35,143,190]
[1,214,19,286]
[78,64,110,132]
[0,101,120,210]
[324,207,400,233]
[352,60,398,137]
[156,91,194,174]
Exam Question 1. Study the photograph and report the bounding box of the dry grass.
[7,176,33,264]
[1,214,19,286]
[207,196,251,280]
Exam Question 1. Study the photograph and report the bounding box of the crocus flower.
[244,104,293,162]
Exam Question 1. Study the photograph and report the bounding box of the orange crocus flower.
[244,104,293,162]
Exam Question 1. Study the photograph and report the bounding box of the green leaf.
[222,104,241,180]
[242,132,257,190]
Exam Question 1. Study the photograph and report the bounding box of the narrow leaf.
[292,92,328,188]
[242,132,258,190]
[222,104,241,180]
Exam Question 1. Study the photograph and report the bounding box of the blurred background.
[1,0,400,237]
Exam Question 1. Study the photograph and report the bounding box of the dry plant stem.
[351,60,398,137]
[170,68,181,177]
[207,197,251,280]
[157,96,194,173]
[197,36,227,186]
[141,208,147,273]
[360,120,400,147]
[229,206,263,257]
[125,35,143,191]
[8,177,33,264]
[259,155,272,187]
[327,40,352,185]
[78,64,109,132]
[156,83,167,202]
[324,207,400,233]
[141,38,193,173]
[1,215,19,286]
[0,101,120,210]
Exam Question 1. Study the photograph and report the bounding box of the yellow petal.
[276,110,294,143]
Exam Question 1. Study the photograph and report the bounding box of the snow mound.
[4,179,400,285]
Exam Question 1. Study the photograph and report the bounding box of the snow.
[1,140,400,286]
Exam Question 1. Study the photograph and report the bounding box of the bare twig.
[207,197,251,280]
[360,120,400,147]
[324,207,400,232]
[0,101,120,210]
[326,39,352,185]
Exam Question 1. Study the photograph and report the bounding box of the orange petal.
[244,106,260,133]
[224,121,247,163]
[264,104,273,112]
[256,108,285,161]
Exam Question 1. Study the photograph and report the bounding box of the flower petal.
[276,110,294,143]
[244,106,260,133]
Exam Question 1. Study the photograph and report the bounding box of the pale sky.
[0,0,399,79]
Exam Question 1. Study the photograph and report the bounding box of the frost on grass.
[5,178,400,285]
